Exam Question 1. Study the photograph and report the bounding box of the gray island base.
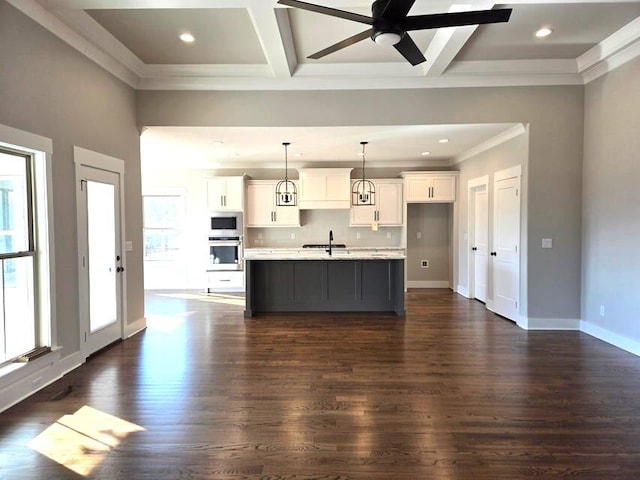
[244,259,405,317]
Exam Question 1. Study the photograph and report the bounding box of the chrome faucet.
[326,230,333,256]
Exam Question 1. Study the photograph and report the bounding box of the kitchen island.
[243,247,405,317]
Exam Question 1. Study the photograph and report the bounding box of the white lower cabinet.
[246,181,300,227]
[350,180,403,226]
[206,271,245,293]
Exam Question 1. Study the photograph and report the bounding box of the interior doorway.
[468,176,489,303]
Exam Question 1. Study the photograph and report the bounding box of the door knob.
[116,266,125,272]
[490,252,497,256]
[472,247,478,251]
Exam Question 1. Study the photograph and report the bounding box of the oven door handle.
[209,241,241,246]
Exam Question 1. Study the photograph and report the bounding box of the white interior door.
[492,169,521,321]
[76,148,125,356]
[472,187,489,302]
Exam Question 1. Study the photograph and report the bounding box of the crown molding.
[451,124,526,165]
[579,17,640,83]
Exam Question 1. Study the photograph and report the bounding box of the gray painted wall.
[138,85,585,320]
[406,203,451,283]
[0,1,143,357]
[582,57,640,340]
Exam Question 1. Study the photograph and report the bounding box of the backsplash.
[246,209,402,248]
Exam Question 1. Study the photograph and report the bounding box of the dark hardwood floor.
[2,289,640,479]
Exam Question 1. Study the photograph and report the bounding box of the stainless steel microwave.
[210,212,242,236]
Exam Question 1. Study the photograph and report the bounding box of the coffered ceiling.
[15,0,640,90]
[11,0,639,167]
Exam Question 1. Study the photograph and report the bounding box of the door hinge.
[82,256,86,267]
[516,188,519,196]
[515,301,518,309]
[80,179,86,191]
[84,331,87,342]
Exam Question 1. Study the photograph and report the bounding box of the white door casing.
[491,166,521,322]
[473,187,489,302]
[75,147,126,357]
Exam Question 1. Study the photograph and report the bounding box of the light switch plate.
[125,241,133,251]
[542,238,553,249]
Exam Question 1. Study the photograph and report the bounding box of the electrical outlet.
[599,305,605,317]
[421,260,429,268]
[290,233,296,240]
[386,232,391,239]
[417,231,422,240]
[356,232,361,240]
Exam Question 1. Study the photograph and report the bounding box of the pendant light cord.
[283,142,290,181]
[361,141,368,181]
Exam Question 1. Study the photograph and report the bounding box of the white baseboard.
[125,316,147,339]
[456,285,470,298]
[518,317,581,330]
[0,350,84,413]
[581,321,640,357]
[406,280,451,289]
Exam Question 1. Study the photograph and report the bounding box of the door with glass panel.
[77,164,123,356]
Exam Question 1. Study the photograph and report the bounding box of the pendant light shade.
[275,142,297,206]
[352,141,376,206]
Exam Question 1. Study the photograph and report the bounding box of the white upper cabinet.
[350,180,403,226]
[402,172,458,203]
[246,181,300,227]
[207,177,244,211]
[298,168,352,209]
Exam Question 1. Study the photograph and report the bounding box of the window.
[143,194,182,262]
[0,148,37,363]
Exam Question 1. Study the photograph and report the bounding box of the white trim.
[125,317,147,339]
[0,123,52,154]
[0,350,84,414]
[581,321,640,358]
[468,174,490,190]
[578,16,640,83]
[453,125,526,165]
[494,164,522,182]
[406,280,451,288]
[74,146,125,172]
[466,175,489,303]
[456,285,470,298]
[447,59,579,76]
[518,317,581,330]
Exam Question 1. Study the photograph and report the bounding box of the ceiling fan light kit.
[278,0,512,66]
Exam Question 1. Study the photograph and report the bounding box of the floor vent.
[14,346,52,363]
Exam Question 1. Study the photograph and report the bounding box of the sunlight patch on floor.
[156,291,245,307]
[146,314,187,332]
[28,405,145,477]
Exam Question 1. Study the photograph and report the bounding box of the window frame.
[0,124,55,368]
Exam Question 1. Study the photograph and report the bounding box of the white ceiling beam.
[247,3,295,78]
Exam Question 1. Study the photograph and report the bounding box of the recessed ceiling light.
[294,153,302,157]
[438,138,449,144]
[535,27,553,38]
[211,140,224,146]
[421,151,431,156]
[229,153,240,157]
[179,33,195,43]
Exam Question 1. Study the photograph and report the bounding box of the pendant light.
[275,142,297,206]
[352,141,375,206]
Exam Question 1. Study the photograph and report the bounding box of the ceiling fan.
[278,0,512,66]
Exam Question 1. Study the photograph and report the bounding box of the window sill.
[0,347,61,384]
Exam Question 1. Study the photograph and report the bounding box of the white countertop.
[244,246,406,260]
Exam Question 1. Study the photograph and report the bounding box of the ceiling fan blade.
[394,33,426,66]
[308,29,373,59]
[379,0,416,19]
[404,8,512,31]
[278,0,373,25]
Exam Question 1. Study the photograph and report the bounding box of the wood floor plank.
[2,289,640,479]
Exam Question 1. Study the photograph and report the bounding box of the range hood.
[297,168,353,210]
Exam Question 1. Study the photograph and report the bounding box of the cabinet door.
[246,183,275,227]
[300,171,326,201]
[207,178,226,209]
[405,177,431,202]
[274,204,300,226]
[430,176,456,202]
[350,204,376,226]
[223,177,244,210]
[377,182,403,225]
